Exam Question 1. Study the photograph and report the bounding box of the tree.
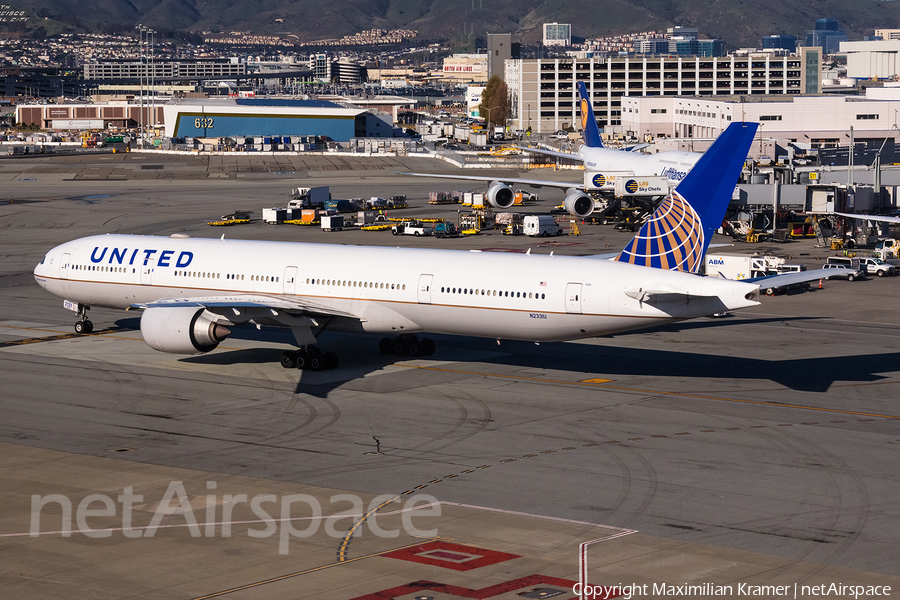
[478,76,510,129]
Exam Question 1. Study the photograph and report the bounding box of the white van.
[523,215,563,237]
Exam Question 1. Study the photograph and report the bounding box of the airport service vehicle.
[402,82,703,219]
[523,215,563,237]
[36,122,816,372]
[858,256,895,277]
[705,254,787,281]
[874,239,900,261]
[391,220,433,236]
[433,222,459,238]
[290,186,330,209]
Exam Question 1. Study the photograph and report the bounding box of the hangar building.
[161,98,394,140]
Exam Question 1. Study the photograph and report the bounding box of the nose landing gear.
[72,303,93,334]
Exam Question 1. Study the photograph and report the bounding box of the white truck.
[391,220,433,236]
[523,215,563,237]
[705,253,786,280]
[290,186,330,209]
[706,253,814,295]
[874,238,900,260]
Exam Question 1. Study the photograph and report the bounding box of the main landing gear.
[280,346,339,371]
[379,334,436,357]
[73,304,93,334]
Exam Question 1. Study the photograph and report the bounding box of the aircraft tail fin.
[615,122,758,273]
[577,81,603,148]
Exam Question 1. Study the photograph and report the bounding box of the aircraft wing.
[743,267,850,288]
[400,172,583,190]
[511,146,583,161]
[834,211,900,224]
[130,295,359,319]
[624,143,651,152]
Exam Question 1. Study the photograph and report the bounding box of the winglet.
[577,81,604,149]
[615,122,758,272]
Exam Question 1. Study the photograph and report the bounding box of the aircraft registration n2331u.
[34,122,760,371]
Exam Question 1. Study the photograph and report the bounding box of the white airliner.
[33,122,762,371]
[403,81,705,219]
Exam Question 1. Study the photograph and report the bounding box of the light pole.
[135,25,148,148]
[480,105,499,139]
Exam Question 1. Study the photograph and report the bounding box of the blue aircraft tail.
[577,81,604,148]
[615,122,759,273]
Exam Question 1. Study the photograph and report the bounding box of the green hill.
[2,0,899,49]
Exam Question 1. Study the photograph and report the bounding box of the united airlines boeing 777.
[34,122,760,371]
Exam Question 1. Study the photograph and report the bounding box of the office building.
[805,18,848,55]
[505,50,821,133]
[543,23,572,47]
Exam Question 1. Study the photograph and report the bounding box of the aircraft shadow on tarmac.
[162,316,900,397]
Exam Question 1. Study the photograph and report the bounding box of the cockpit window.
[40,255,47,265]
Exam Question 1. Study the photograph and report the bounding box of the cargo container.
[325,199,355,213]
[262,208,287,224]
[300,209,320,223]
[321,215,343,231]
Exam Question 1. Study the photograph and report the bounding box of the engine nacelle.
[140,306,231,354]
[563,189,594,218]
[485,181,515,209]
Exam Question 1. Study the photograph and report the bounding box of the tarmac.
[2,151,900,599]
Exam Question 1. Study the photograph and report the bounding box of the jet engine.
[140,306,231,354]
[485,181,515,209]
[563,189,594,218]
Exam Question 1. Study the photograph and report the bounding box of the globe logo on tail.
[580,98,590,130]
[616,190,705,272]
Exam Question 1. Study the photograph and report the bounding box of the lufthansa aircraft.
[402,81,704,218]
[34,122,760,371]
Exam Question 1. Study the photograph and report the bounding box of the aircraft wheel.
[280,351,296,369]
[765,288,775,296]
[74,321,86,334]
[323,351,339,370]
[294,351,308,370]
[422,338,436,356]
[83,320,94,333]
[407,340,421,357]
[379,337,393,355]
[393,338,408,355]
[308,353,324,371]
